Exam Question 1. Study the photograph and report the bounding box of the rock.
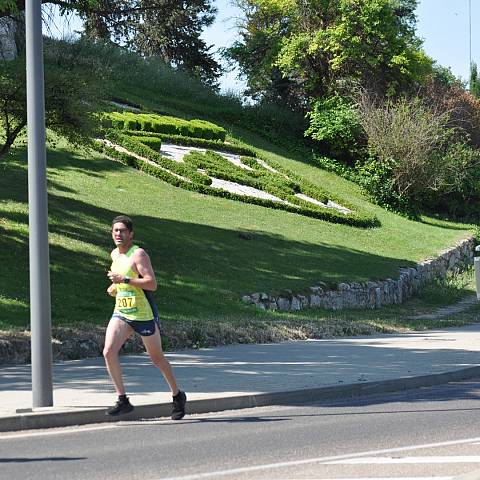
[298,295,309,308]
[251,293,261,302]
[277,297,290,311]
[290,297,301,311]
[241,295,253,304]
[310,294,322,307]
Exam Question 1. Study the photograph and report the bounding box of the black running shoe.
[171,390,186,420]
[106,396,134,416]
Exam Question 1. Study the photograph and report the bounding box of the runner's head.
[111,215,134,248]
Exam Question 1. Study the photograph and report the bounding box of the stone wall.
[242,236,476,312]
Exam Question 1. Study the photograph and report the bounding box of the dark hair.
[111,215,133,231]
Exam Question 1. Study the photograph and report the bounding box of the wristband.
[124,276,130,284]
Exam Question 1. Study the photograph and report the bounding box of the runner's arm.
[131,249,157,291]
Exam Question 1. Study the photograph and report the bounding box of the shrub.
[356,91,480,217]
[122,130,256,156]
[104,112,226,141]
[130,135,162,151]
[421,76,480,149]
[305,95,366,165]
[99,130,379,228]
[423,141,480,217]
[356,93,454,213]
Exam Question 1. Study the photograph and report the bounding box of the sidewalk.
[2,323,480,432]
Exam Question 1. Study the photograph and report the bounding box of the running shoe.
[106,396,134,416]
[171,390,187,420]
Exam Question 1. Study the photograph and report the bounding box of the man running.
[104,214,186,420]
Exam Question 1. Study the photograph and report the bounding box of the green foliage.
[356,154,414,215]
[100,122,379,227]
[0,0,221,86]
[355,93,480,217]
[226,0,432,103]
[0,37,108,157]
[0,0,17,14]
[305,96,365,165]
[123,130,257,156]
[105,111,226,141]
[125,0,221,87]
[470,62,480,99]
[424,142,480,218]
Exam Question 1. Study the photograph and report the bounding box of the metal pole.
[475,246,480,300]
[469,0,472,88]
[25,0,53,408]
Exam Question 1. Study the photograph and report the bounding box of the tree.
[0,0,221,86]
[470,62,480,99]
[226,0,432,105]
[0,37,108,157]
[126,0,221,86]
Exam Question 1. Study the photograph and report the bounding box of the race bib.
[116,292,137,313]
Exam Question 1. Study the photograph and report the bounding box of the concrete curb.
[2,364,480,433]
[456,469,480,480]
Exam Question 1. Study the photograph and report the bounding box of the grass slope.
[0,45,475,338]
[0,130,473,333]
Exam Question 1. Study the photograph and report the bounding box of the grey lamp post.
[26,0,53,408]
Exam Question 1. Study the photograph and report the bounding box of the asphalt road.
[4,379,480,480]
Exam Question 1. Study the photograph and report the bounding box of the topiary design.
[96,112,379,228]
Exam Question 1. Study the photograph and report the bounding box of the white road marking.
[325,456,480,464]
[310,478,453,480]
[0,424,116,440]
[154,436,480,480]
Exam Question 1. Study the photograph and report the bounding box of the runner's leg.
[103,317,134,395]
[142,325,179,395]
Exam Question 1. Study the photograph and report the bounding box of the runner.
[104,214,186,420]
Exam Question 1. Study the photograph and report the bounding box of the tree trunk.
[0,16,17,60]
[0,12,25,61]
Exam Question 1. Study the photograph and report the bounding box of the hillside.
[0,47,475,340]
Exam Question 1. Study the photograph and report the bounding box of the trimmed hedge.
[104,111,226,141]
[95,139,378,227]
[130,135,162,151]
[105,130,211,186]
[121,130,256,157]
[98,130,379,228]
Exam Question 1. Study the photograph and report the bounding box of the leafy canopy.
[226,0,432,103]
[0,37,110,157]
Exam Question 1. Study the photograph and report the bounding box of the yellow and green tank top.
[111,245,153,321]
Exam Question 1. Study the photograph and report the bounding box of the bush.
[356,94,454,213]
[421,75,480,149]
[104,112,226,141]
[99,129,379,228]
[305,96,366,165]
[0,37,108,157]
[423,142,480,217]
[356,91,480,216]
[122,130,256,156]
[130,135,162,151]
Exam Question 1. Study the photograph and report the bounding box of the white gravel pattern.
[209,178,289,203]
[102,139,352,214]
[161,143,253,171]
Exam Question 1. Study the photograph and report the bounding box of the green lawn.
[0,127,473,332]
